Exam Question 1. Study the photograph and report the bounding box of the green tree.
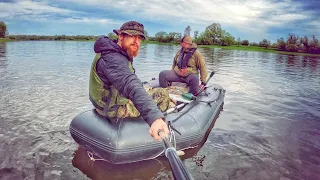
[164,32,178,42]
[277,38,286,50]
[144,30,149,40]
[250,42,259,46]
[259,39,271,48]
[155,31,167,42]
[299,36,309,52]
[241,40,249,46]
[237,37,241,46]
[220,31,235,46]
[204,23,223,44]
[0,21,7,38]
[309,35,320,54]
[271,43,278,48]
[194,32,211,45]
[286,34,299,52]
[194,30,199,39]
[184,25,191,36]
[107,32,117,40]
[176,33,182,42]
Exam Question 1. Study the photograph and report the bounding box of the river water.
[0,41,319,180]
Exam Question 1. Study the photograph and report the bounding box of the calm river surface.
[0,41,319,180]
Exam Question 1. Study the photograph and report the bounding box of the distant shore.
[1,38,319,57]
[198,44,320,57]
[0,38,15,42]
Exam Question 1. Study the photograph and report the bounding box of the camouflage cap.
[113,21,146,39]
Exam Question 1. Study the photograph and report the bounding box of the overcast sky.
[0,0,319,43]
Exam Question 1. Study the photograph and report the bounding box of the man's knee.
[186,74,199,95]
[159,70,169,87]
[188,74,199,84]
[159,70,169,78]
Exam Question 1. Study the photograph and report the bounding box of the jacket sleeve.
[99,52,164,126]
[195,51,208,83]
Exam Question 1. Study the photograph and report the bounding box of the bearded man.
[89,21,169,141]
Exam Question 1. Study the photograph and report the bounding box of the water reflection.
[72,147,173,180]
[134,44,180,81]
[71,107,221,180]
[153,44,178,63]
[72,138,208,180]
[1,41,319,180]
[302,56,319,73]
[275,54,320,76]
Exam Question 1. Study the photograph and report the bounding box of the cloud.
[1,0,319,42]
[63,17,118,24]
[56,0,317,33]
[0,1,76,19]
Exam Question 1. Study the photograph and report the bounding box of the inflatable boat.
[69,81,225,164]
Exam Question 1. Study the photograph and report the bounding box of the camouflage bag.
[116,86,171,118]
[116,85,188,118]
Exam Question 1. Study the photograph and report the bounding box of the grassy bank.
[199,44,320,57]
[142,41,177,45]
[0,38,15,42]
[146,41,320,57]
[1,38,319,56]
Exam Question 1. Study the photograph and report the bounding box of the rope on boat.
[84,145,109,165]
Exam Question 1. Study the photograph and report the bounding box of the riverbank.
[199,44,320,57]
[149,41,320,57]
[1,38,319,57]
[0,38,15,42]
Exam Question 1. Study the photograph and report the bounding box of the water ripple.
[0,41,319,180]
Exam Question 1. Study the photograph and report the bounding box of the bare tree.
[184,25,191,36]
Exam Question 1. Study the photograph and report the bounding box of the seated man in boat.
[89,21,170,141]
[159,35,208,95]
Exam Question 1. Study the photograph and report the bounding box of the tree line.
[149,23,319,54]
[7,34,100,41]
[1,21,319,54]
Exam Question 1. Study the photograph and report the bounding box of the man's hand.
[149,118,169,141]
[198,82,206,90]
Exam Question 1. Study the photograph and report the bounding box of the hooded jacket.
[89,36,164,126]
[172,42,208,83]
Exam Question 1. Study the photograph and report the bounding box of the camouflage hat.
[113,21,145,39]
[181,35,193,44]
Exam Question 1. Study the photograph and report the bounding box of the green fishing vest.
[89,53,135,117]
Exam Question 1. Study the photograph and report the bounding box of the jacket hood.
[190,42,197,48]
[94,36,131,60]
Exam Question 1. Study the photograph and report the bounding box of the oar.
[163,103,186,116]
[158,130,194,180]
[196,71,215,96]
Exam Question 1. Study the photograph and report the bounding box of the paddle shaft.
[196,71,215,96]
[159,131,193,180]
[163,103,186,116]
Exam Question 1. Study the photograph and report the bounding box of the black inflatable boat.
[69,82,225,164]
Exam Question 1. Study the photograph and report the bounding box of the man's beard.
[122,42,139,58]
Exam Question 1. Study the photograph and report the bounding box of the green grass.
[0,38,15,42]
[199,44,320,57]
[1,38,318,57]
[142,40,177,45]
